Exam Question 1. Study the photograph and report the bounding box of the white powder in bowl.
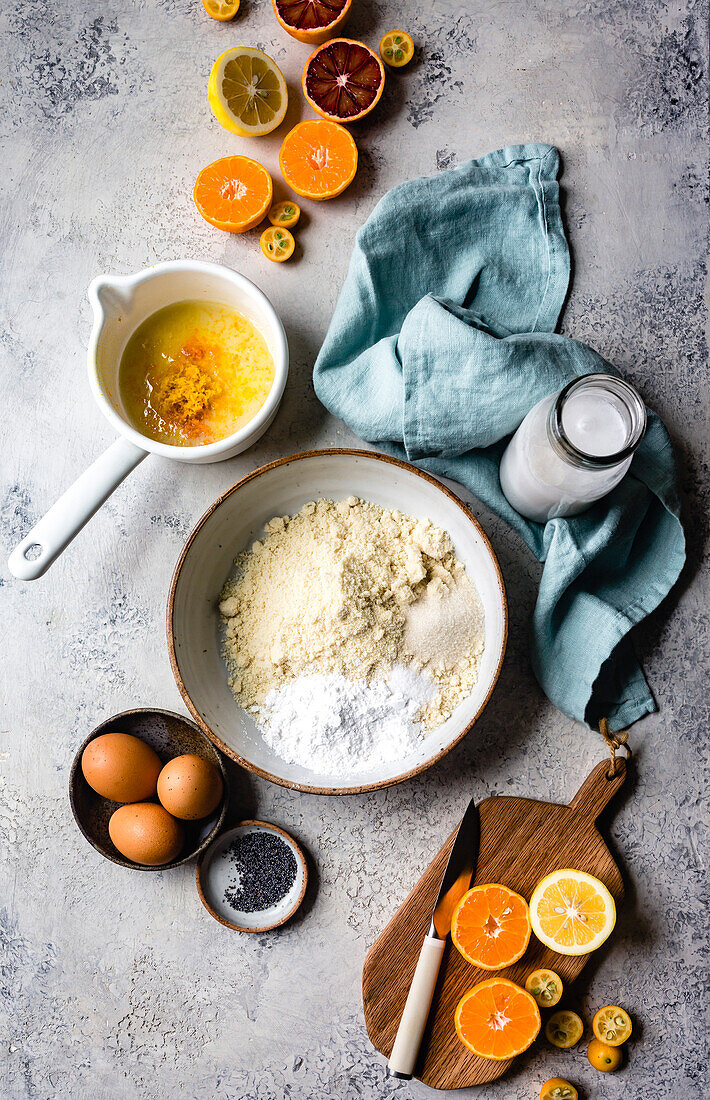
[259,666,435,775]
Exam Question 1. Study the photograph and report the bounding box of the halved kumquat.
[455,978,541,1060]
[525,968,563,1008]
[592,1005,632,1046]
[540,1079,578,1100]
[268,200,301,228]
[451,883,531,970]
[545,1010,584,1049]
[260,226,295,262]
[379,30,414,68]
[202,0,240,20]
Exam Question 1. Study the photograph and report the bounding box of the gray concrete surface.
[1,1,707,1097]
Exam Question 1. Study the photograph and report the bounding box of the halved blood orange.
[279,119,357,200]
[455,978,541,1060]
[302,38,385,123]
[273,0,351,45]
[452,884,532,970]
[194,156,273,232]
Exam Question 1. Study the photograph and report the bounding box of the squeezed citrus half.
[279,120,358,200]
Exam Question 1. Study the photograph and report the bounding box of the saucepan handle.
[387,933,446,1080]
[7,437,147,580]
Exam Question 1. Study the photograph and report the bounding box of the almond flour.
[219,497,485,735]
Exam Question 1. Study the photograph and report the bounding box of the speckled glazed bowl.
[168,449,508,794]
[69,708,228,870]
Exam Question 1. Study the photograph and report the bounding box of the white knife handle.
[387,933,446,1079]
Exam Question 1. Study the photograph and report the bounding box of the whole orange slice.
[194,156,273,232]
[452,884,532,970]
[273,0,351,45]
[455,978,541,1060]
[279,119,357,200]
[302,38,385,123]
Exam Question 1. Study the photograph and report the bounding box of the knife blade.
[387,797,480,1080]
[430,795,480,940]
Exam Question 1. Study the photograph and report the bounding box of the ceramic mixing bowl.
[167,450,507,794]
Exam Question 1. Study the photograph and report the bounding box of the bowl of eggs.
[70,708,228,870]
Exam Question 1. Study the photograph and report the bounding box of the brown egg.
[157,754,224,820]
[81,732,162,803]
[108,803,184,865]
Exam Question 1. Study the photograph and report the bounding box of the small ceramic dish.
[168,448,508,794]
[196,821,307,932]
[69,708,228,870]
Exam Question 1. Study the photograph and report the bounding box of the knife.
[387,797,480,1080]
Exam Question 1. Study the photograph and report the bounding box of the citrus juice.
[118,301,275,447]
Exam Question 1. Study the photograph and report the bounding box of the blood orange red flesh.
[302,38,385,123]
[273,0,351,45]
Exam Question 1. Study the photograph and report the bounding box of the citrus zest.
[451,883,531,971]
[525,968,563,1008]
[202,0,240,20]
[545,1010,584,1049]
[592,1005,632,1045]
[540,1079,578,1100]
[268,201,301,229]
[260,226,295,262]
[454,978,541,1060]
[379,30,414,67]
[530,869,616,955]
[194,156,273,233]
[208,47,288,136]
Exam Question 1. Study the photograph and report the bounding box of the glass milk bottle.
[499,374,647,523]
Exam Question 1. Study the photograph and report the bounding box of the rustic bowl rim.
[195,819,309,933]
[167,447,508,795]
[69,706,229,871]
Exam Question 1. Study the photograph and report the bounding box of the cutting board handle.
[568,758,627,823]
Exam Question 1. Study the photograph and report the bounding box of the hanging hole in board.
[23,543,43,561]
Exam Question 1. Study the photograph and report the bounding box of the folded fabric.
[314,144,685,731]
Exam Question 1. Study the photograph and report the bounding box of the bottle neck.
[546,373,647,471]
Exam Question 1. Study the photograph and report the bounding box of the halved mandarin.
[273,0,351,45]
[302,38,385,123]
[279,120,357,200]
[202,0,240,20]
[455,978,541,1060]
[451,884,532,970]
[379,30,414,68]
[260,226,295,262]
[530,869,616,956]
[268,200,301,228]
[194,156,273,232]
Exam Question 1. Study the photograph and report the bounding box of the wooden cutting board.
[362,759,626,1089]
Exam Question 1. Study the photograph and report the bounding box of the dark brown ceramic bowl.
[69,708,228,870]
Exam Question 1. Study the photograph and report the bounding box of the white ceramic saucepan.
[168,449,508,795]
[8,260,288,580]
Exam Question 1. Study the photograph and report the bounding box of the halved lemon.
[379,30,414,68]
[530,869,616,956]
[202,0,240,20]
[260,226,295,262]
[208,47,288,136]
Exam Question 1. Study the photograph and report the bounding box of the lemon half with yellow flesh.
[530,869,616,955]
[208,47,288,136]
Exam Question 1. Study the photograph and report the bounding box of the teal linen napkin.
[314,144,685,732]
